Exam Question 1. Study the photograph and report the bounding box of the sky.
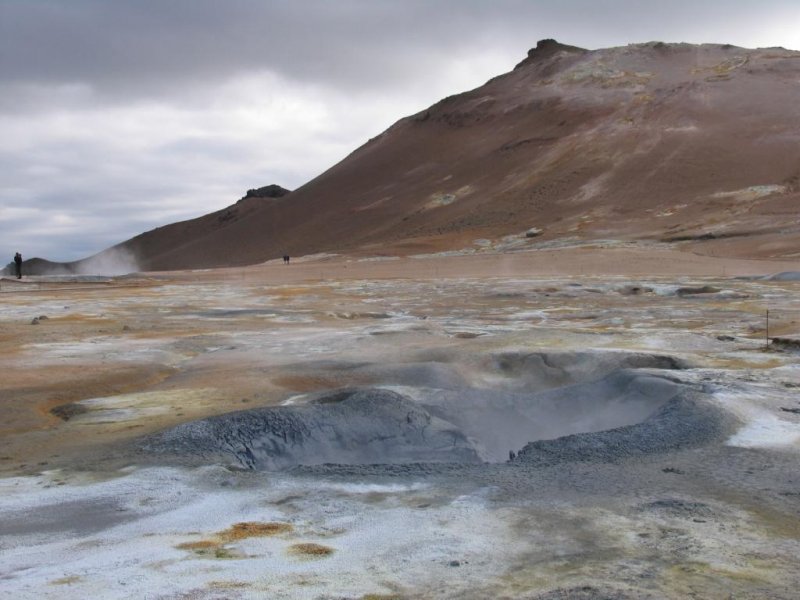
[2,0,799,262]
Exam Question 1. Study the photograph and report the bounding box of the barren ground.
[1,247,799,599]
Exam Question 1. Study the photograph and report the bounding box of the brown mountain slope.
[71,40,800,271]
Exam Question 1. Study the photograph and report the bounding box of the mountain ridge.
[20,39,800,273]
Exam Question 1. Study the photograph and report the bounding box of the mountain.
[33,40,800,272]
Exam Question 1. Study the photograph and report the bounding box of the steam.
[75,247,140,276]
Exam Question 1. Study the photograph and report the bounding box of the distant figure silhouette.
[14,252,22,279]
[283,254,290,265]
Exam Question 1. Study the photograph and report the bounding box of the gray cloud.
[4,0,797,99]
[1,0,798,262]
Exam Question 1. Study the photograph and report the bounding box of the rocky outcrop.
[244,184,291,199]
[513,38,588,69]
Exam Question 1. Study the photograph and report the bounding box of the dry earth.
[1,248,799,599]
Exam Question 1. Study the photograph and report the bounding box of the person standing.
[14,252,22,279]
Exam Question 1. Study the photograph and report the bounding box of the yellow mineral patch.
[219,521,294,541]
[176,521,294,558]
[49,575,82,585]
[288,542,335,558]
[176,539,219,551]
[175,540,242,559]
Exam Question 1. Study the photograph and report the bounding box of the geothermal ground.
[1,247,800,599]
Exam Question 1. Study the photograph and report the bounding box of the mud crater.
[142,351,733,470]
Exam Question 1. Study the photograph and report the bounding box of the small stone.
[716,335,735,341]
[122,325,131,331]
[619,285,653,296]
[38,315,48,320]
[449,560,461,567]
[524,227,543,238]
[30,317,39,325]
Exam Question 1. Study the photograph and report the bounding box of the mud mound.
[515,392,739,466]
[143,389,481,469]
[763,271,800,281]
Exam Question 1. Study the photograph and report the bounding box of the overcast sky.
[2,0,799,262]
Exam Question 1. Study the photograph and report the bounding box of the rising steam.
[74,247,140,276]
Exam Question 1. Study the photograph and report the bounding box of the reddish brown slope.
[106,40,800,270]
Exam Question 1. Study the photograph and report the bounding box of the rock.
[772,337,800,351]
[676,285,720,296]
[524,227,543,238]
[716,335,735,341]
[449,560,461,567]
[50,403,89,421]
[514,39,588,70]
[38,315,48,320]
[30,317,39,325]
[122,325,131,331]
[244,184,291,199]
[618,285,653,296]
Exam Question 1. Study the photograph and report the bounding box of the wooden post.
[766,309,770,349]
